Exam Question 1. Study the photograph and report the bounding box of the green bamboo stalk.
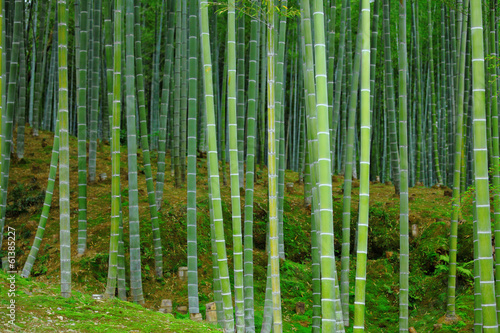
[267,2,282,331]
[21,118,59,278]
[382,0,400,194]
[88,0,101,184]
[353,0,371,330]
[187,0,199,315]
[0,0,22,249]
[472,195,483,332]
[180,1,187,184]
[312,0,339,329]
[327,0,336,171]
[208,179,224,326]
[32,0,51,137]
[156,4,174,209]
[117,207,126,301]
[29,1,38,135]
[446,0,469,319]
[488,1,500,321]
[275,0,287,261]
[16,24,26,159]
[133,0,163,278]
[369,0,381,132]
[439,6,447,186]
[332,0,346,177]
[220,48,228,186]
[427,0,443,185]
[299,4,322,330]
[199,0,235,330]
[125,0,144,305]
[341,12,363,327]
[173,0,181,188]
[470,0,498,330]
[227,1,244,329]
[236,13,245,189]
[259,23,266,171]
[105,0,123,299]
[243,1,260,330]
[103,0,113,141]
[149,6,163,151]
[412,0,423,185]
[57,0,70,298]
[398,0,409,330]
[77,0,88,255]
[334,0,349,321]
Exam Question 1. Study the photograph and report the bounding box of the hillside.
[1,128,475,332]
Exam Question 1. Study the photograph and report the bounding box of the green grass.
[0,270,221,332]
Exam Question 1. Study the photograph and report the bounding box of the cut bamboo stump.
[205,302,217,324]
[412,224,419,238]
[295,302,305,315]
[178,267,188,281]
[176,306,188,315]
[190,313,203,322]
[159,299,172,314]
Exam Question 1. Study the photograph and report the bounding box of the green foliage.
[32,252,49,277]
[6,183,45,218]
[210,0,300,24]
[434,254,474,285]
[79,253,109,283]
[367,202,399,259]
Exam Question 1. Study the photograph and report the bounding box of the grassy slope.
[0,128,475,332]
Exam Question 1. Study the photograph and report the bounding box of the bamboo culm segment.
[353,0,371,331]
[58,0,71,298]
[470,0,498,330]
[199,0,235,330]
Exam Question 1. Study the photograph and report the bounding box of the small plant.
[6,183,45,217]
[434,254,474,286]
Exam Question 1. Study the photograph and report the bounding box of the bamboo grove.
[0,0,498,331]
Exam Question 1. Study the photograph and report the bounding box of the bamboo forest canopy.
[0,0,500,332]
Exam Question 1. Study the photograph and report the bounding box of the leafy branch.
[206,0,300,27]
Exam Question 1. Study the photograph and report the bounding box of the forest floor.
[0,128,476,332]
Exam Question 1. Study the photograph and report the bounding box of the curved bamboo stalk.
[21,118,59,278]
[199,1,235,330]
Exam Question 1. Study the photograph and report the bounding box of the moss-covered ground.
[0,128,476,332]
